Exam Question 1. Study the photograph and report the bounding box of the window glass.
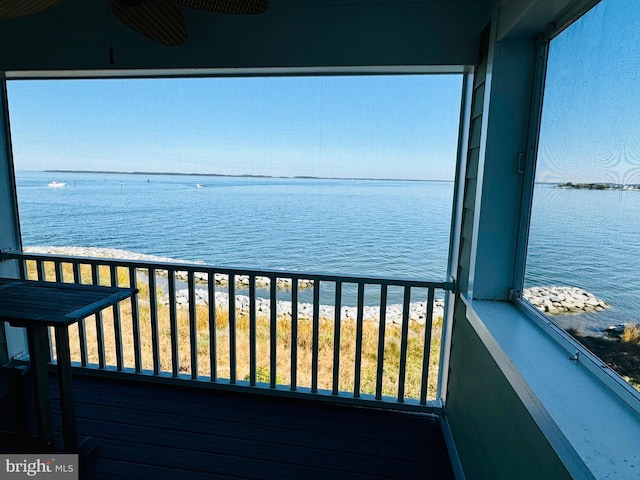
[525,0,640,391]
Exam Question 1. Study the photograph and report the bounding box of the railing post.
[208,272,217,382]
[54,261,63,283]
[168,269,179,377]
[129,267,142,373]
[73,262,88,367]
[17,255,26,280]
[397,286,412,403]
[332,281,342,396]
[420,288,436,405]
[311,280,320,393]
[269,277,277,389]
[148,268,160,376]
[36,260,45,281]
[353,282,365,398]
[188,271,197,379]
[110,264,124,371]
[228,275,236,384]
[375,283,388,400]
[91,264,106,369]
[249,274,257,386]
[290,278,298,391]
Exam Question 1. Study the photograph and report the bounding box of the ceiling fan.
[0,0,269,46]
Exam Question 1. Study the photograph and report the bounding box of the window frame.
[512,10,640,414]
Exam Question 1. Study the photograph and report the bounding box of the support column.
[467,24,543,300]
[0,79,27,363]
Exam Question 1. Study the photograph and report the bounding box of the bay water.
[14,171,640,332]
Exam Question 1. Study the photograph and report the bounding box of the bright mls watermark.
[2,455,78,479]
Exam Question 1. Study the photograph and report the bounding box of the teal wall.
[446,302,572,480]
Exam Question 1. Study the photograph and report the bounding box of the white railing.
[1,250,453,411]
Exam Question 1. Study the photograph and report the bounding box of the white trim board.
[462,296,640,480]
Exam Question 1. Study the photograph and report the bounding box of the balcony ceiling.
[0,0,592,76]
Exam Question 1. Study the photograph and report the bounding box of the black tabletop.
[0,278,136,327]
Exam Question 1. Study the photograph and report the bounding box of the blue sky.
[7,75,462,180]
[536,0,640,184]
[6,0,640,183]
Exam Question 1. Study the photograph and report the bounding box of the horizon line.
[21,170,629,185]
[37,169,454,183]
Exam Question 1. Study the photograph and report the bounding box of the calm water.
[15,172,640,331]
[525,184,640,331]
[15,172,454,286]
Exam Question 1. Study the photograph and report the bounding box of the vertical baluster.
[375,283,389,400]
[229,275,236,384]
[36,260,45,281]
[249,275,256,386]
[168,269,179,377]
[148,268,160,375]
[51,261,62,364]
[188,271,198,379]
[17,257,26,280]
[91,264,106,369]
[353,282,365,398]
[420,288,436,405]
[290,278,298,391]
[72,262,81,283]
[332,281,343,396]
[129,267,142,373]
[269,277,277,389]
[397,286,412,402]
[48,324,56,363]
[73,262,88,367]
[311,280,320,393]
[208,272,217,381]
[110,265,124,371]
[54,261,63,283]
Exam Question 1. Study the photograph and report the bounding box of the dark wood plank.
[78,436,391,479]
[13,373,455,479]
[66,376,439,433]
[52,413,437,477]
[62,379,439,445]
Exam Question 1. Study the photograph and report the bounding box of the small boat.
[195,183,203,188]
[47,181,66,188]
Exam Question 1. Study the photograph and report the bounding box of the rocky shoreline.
[163,288,446,326]
[24,246,313,290]
[523,286,609,315]
[25,246,610,321]
[24,245,198,265]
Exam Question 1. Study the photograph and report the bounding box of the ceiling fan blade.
[110,0,187,46]
[0,0,66,19]
[175,0,268,15]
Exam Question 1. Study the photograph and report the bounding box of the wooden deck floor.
[1,373,455,479]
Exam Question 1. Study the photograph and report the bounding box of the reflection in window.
[524,0,640,390]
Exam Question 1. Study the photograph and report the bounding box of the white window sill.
[462,296,640,480]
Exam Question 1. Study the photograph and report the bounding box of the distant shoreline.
[39,169,451,183]
[555,182,640,191]
[37,171,640,187]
